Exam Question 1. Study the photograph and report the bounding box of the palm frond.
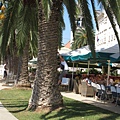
[72,27,88,50]
[29,3,38,54]
[109,0,120,26]
[41,0,51,20]
[91,0,99,30]
[16,5,32,53]
[79,0,95,58]
[1,0,21,56]
[63,0,77,36]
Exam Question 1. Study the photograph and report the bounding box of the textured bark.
[12,31,19,75]
[27,0,64,112]
[4,31,19,76]
[16,0,36,87]
[17,38,31,87]
[23,0,36,7]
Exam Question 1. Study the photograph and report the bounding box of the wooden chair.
[81,81,94,97]
[73,79,79,94]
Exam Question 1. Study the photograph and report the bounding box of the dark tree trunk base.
[27,103,65,113]
[16,82,31,88]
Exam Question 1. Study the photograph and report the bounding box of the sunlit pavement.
[61,92,120,114]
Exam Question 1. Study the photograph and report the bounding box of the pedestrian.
[57,53,69,85]
[3,64,8,79]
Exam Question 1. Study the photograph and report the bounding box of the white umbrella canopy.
[59,45,91,56]
[110,52,120,63]
[58,47,72,61]
[69,45,90,56]
[58,47,72,54]
[96,44,119,53]
[110,52,120,59]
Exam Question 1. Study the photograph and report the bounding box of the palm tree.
[0,1,20,75]
[27,0,77,111]
[72,27,95,50]
[77,0,96,57]
[15,1,38,87]
[71,28,88,50]
[0,0,38,86]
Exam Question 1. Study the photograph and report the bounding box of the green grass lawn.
[0,88,120,120]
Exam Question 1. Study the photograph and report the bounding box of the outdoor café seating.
[116,87,120,106]
[80,81,94,97]
[60,72,120,105]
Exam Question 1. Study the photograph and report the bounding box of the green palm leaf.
[42,0,51,20]
[64,0,77,36]
[79,0,95,58]
[1,0,21,55]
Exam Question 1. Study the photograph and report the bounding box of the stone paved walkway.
[61,92,120,114]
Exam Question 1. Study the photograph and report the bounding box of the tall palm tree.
[27,0,77,111]
[16,0,38,87]
[0,0,38,86]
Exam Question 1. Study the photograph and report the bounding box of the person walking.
[3,64,8,79]
[57,53,69,85]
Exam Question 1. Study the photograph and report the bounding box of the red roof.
[64,41,70,48]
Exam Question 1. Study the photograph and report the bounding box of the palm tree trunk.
[27,0,63,112]
[12,31,19,76]
[3,31,19,76]
[17,38,31,87]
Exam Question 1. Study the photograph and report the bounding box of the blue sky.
[62,7,71,45]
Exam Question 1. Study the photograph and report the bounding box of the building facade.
[70,9,120,53]
[95,9,120,52]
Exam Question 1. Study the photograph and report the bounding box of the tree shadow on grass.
[40,97,120,120]
[0,100,28,113]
